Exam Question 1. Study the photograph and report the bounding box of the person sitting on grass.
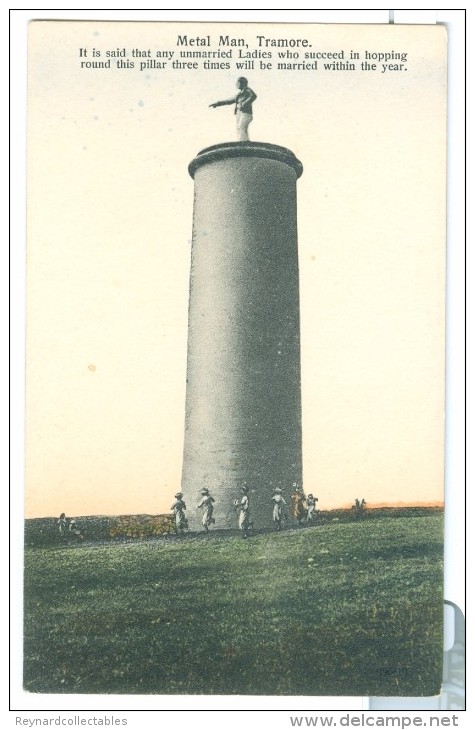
[68,518,85,540]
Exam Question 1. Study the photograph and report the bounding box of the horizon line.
[24,501,444,521]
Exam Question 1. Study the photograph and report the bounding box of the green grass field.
[24,511,443,696]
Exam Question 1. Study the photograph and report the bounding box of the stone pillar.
[181,142,303,530]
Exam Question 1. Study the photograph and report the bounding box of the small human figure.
[209,77,257,142]
[291,483,307,525]
[197,488,216,532]
[171,492,189,534]
[235,485,252,539]
[57,512,68,537]
[272,487,286,531]
[306,493,318,523]
[68,518,85,540]
[352,498,366,518]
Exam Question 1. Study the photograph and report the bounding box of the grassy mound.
[23,511,443,696]
[24,514,176,546]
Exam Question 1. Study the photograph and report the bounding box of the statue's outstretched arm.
[209,95,237,108]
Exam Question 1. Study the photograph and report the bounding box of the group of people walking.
[170,488,216,535]
[290,484,319,527]
[170,484,319,537]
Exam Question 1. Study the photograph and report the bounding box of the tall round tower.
[181,142,303,530]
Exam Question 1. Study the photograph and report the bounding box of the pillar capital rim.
[188,141,303,179]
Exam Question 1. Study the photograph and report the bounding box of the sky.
[25,20,447,518]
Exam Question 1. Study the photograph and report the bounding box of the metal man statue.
[209,77,257,141]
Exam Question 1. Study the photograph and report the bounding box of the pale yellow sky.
[26,21,447,518]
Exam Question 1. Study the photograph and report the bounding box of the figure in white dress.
[171,492,188,534]
[235,485,252,538]
[272,488,286,531]
[197,488,216,532]
[306,493,318,523]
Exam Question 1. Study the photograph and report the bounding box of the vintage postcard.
[23,19,447,699]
